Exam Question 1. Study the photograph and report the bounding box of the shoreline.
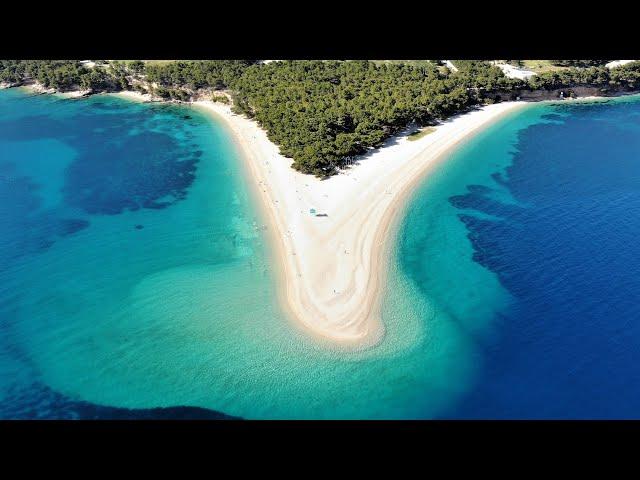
[17,83,91,98]
[52,88,639,347]
[191,98,527,347]
[16,86,635,347]
[113,90,156,103]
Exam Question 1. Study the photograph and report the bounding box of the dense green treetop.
[550,60,610,67]
[0,60,127,92]
[144,60,255,90]
[228,60,475,174]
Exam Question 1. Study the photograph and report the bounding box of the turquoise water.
[0,88,487,419]
[4,88,639,419]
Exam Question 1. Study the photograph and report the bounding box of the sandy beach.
[115,90,155,102]
[192,99,526,347]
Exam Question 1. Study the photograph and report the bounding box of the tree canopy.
[0,60,127,92]
[229,60,482,175]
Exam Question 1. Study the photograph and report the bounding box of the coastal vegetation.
[2,59,640,176]
[408,127,436,141]
[228,61,475,174]
[528,63,640,91]
[211,95,230,104]
[520,60,568,74]
[516,60,610,74]
[550,60,609,67]
[143,60,255,91]
[372,60,439,68]
[0,60,126,92]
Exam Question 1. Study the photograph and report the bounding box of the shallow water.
[2,89,639,419]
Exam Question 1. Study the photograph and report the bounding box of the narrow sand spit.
[189,100,526,348]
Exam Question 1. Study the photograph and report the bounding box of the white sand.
[115,90,155,102]
[605,60,637,69]
[55,90,91,99]
[443,60,459,72]
[194,100,526,347]
[492,62,537,80]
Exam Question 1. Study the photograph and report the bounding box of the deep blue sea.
[433,97,640,418]
[2,87,640,419]
[397,96,640,419]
